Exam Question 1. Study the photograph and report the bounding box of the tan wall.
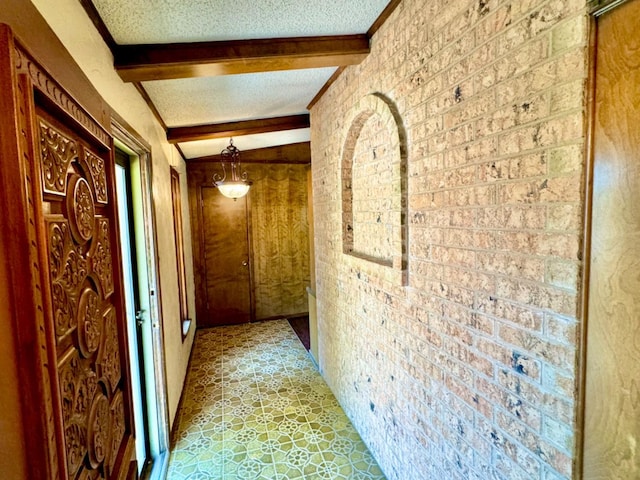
[28,0,197,426]
[311,0,589,478]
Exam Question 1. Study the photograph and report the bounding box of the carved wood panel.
[38,113,132,479]
[0,28,133,479]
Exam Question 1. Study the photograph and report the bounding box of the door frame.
[115,149,153,476]
[577,1,635,478]
[112,115,171,478]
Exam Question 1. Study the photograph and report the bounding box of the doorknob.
[135,309,145,327]
[242,260,249,267]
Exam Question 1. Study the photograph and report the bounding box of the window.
[170,167,190,338]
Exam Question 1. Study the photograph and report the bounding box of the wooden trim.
[246,186,256,322]
[111,109,151,152]
[168,335,197,449]
[187,142,311,165]
[0,26,54,480]
[133,82,167,130]
[175,144,187,161]
[168,114,310,144]
[78,0,117,51]
[367,0,403,37]
[257,312,310,322]
[14,43,111,147]
[0,1,110,125]
[588,0,631,15]
[114,35,370,82]
[307,66,345,110]
[575,8,602,479]
[186,179,208,326]
[174,144,188,162]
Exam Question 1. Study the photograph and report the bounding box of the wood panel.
[187,162,310,326]
[583,0,640,478]
[250,164,310,320]
[201,186,252,326]
[0,25,136,480]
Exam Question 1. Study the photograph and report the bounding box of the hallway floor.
[167,319,386,479]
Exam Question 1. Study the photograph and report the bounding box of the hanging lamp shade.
[212,138,251,200]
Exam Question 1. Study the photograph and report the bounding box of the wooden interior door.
[200,186,252,326]
[583,0,640,477]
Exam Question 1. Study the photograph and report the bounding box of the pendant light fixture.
[212,138,251,200]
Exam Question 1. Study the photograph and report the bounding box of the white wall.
[30,0,196,427]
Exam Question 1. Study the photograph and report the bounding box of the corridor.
[167,320,386,479]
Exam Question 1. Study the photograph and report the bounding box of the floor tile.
[168,319,386,479]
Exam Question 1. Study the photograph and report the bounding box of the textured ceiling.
[88,0,392,159]
[143,68,336,127]
[91,0,390,44]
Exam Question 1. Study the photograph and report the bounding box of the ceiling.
[81,0,398,162]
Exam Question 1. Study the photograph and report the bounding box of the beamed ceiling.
[80,0,401,163]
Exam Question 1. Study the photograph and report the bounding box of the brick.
[498,323,573,371]
[551,13,588,54]
[547,143,583,175]
[310,0,588,477]
[545,259,579,291]
[547,203,581,232]
[542,415,574,453]
[477,250,545,282]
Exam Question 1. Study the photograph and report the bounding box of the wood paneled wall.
[188,161,310,324]
[250,164,310,319]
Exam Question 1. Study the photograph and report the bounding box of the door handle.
[135,309,145,327]
[242,260,249,267]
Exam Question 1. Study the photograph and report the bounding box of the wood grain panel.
[201,186,251,326]
[250,164,310,320]
[583,1,640,477]
[187,162,310,325]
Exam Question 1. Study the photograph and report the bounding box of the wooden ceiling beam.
[114,35,370,82]
[167,114,310,144]
[187,142,311,165]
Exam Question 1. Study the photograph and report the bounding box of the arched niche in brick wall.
[341,93,408,285]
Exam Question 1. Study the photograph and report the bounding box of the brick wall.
[310,0,588,478]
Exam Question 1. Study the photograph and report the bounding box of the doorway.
[201,186,253,326]
[112,119,171,479]
[581,0,640,477]
[115,150,150,475]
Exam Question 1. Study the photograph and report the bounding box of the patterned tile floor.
[167,319,386,479]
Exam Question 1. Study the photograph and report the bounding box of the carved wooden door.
[38,111,135,478]
[5,34,137,478]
